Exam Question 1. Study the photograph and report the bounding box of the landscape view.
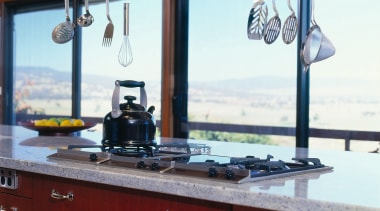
[14,67,380,153]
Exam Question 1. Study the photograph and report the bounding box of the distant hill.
[15,66,379,99]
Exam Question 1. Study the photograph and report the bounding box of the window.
[12,5,73,121]
[188,0,298,144]
[4,0,380,152]
[308,0,380,151]
[187,0,380,152]
[80,0,162,120]
[8,0,162,124]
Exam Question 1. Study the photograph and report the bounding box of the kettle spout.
[148,106,155,114]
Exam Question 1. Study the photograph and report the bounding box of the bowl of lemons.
[19,118,96,136]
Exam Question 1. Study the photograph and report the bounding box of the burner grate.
[109,146,155,158]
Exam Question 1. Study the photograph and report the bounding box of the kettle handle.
[111,80,148,118]
[118,80,147,109]
[118,80,145,88]
[111,81,123,118]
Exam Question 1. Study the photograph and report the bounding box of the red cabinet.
[0,170,33,211]
[33,173,231,211]
[1,170,270,211]
[0,192,32,211]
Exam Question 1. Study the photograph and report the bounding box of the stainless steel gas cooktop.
[47,143,333,184]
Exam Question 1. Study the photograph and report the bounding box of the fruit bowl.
[19,122,97,136]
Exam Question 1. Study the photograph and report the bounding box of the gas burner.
[109,146,155,158]
[102,139,157,149]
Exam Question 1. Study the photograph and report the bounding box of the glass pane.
[81,0,162,121]
[309,0,380,152]
[13,7,73,122]
[188,0,298,144]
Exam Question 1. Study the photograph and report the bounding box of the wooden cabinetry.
[33,173,231,211]
[1,170,270,211]
[0,171,33,211]
[0,192,32,211]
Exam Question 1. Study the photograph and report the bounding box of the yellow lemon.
[49,118,59,124]
[46,120,59,127]
[72,119,85,126]
[57,118,69,125]
[60,119,73,127]
[34,119,47,126]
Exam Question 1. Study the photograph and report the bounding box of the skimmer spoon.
[263,0,281,44]
[282,0,298,44]
[52,0,75,44]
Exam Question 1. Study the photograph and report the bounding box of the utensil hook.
[106,0,112,22]
[64,0,70,21]
[311,0,317,25]
[84,0,89,12]
[253,0,264,8]
[287,0,295,15]
[272,0,279,16]
[124,3,130,36]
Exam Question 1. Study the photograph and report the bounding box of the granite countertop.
[0,125,379,211]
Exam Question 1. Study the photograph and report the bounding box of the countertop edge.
[1,157,378,211]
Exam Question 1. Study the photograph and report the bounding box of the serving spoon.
[77,0,94,27]
[52,0,75,44]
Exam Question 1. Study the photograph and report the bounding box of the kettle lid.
[121,95,146,111]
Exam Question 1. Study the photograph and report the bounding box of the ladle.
[77,0,94,27]
[52,0,75,44]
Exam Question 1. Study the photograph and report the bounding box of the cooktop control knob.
[225,169,235,180]
[150,162,160,171]
[136,161,146,169]
[208,167,217,177]
[89,153,98,161]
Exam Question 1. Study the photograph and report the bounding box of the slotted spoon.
[282,0,298,44]
[247,0,268,40]
[263,0,281,44]
[118,3,133,67]
[52,0,75,44]
[102,0,114,47]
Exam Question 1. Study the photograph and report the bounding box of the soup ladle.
[77,0,94,27]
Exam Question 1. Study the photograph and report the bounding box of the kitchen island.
[0,124,379,210]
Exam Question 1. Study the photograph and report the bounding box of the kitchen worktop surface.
[1,124,379,211]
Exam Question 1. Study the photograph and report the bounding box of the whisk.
[118,2,133,67]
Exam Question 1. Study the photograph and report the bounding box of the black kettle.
[102,80,156,148]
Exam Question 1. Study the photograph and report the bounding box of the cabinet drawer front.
[0,192,32,211]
